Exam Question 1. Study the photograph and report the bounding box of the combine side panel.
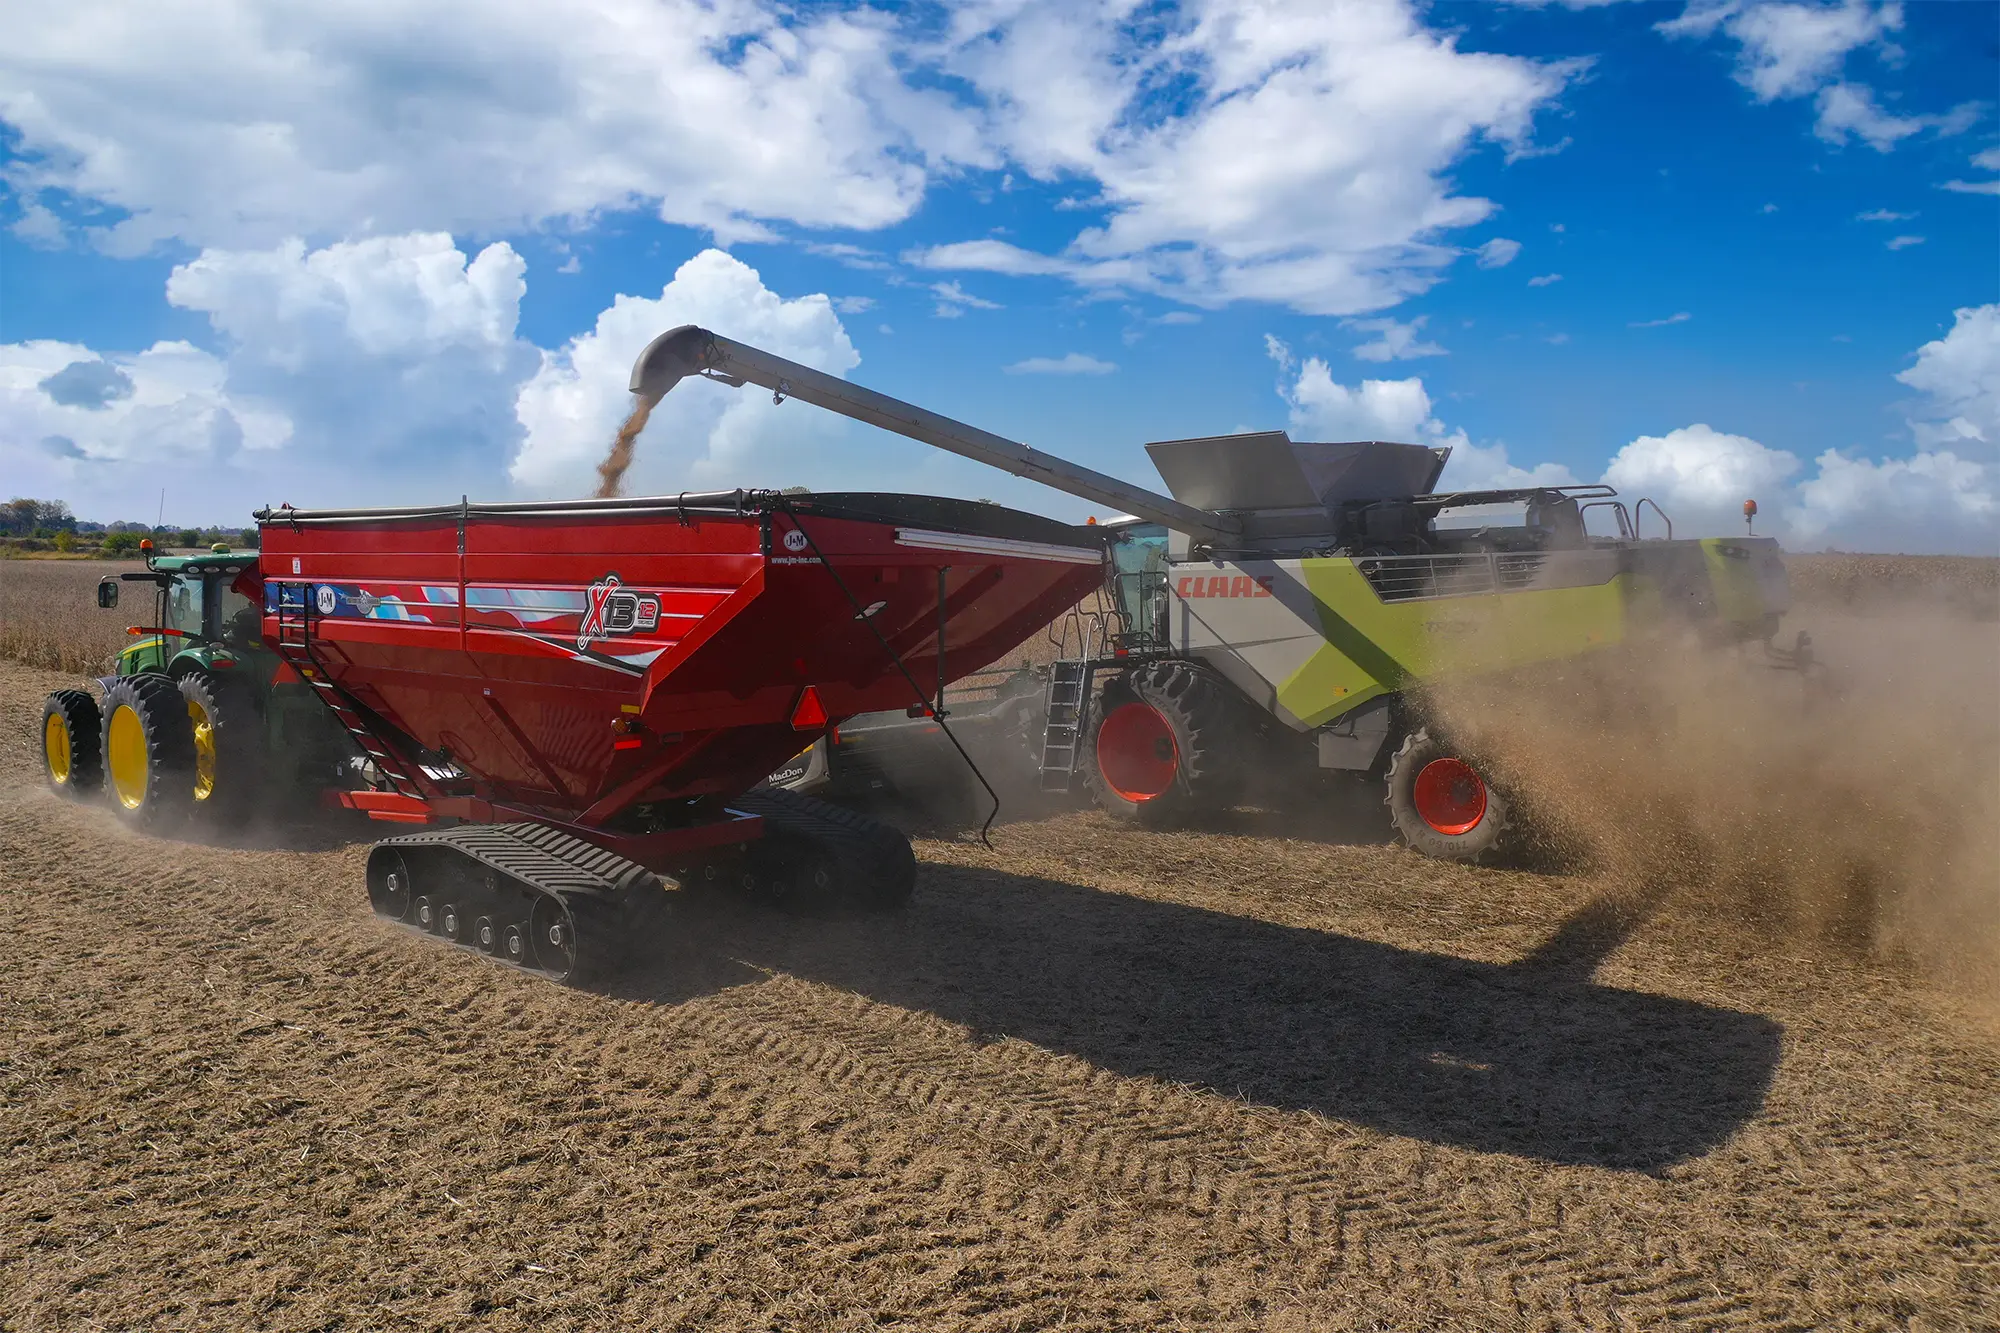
[1164,552,1630,732]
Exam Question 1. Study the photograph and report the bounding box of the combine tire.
[100,675,196,831]
[1385,728,1509,861]
[178,672,259,825]
[1086,660,1242,824]
[42,690,104,799]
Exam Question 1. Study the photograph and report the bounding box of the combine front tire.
[41,690,103,799]
[1385,728,1509,861]
[100,675,196,831]
[1086,661,1242,825]
[178,672,259,826]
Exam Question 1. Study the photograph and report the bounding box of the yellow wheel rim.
[188,697,216,802]
[44,712,72,785]
[107,704,150,810]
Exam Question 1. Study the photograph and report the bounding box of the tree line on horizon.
[2,498,258,555]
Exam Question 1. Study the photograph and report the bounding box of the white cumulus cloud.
[1266,335,1574,489]
[1661,1,1981,155]
[1600,424,1801,531]
[0,0,980,254]
[1475,237,1523,269]
[915,0,1578,315]
[0,339,285,522]
[1004,354,1117,376]
[1345,315,1447,362]
[1897,304,1999,452]
[1,231,536,520]
[513,249,858,498]
[1263,304,1999,553]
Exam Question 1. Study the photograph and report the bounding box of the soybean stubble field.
[0,554,1995,1331]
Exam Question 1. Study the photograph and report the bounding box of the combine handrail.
[629,325,1240,545]
[1633,497,1674,540]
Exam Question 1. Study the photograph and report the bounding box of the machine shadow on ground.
[626,866,1780,1173]
[874,771,1401,849]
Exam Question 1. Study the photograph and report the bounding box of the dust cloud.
[1428,594,2000,1002]
[596,391,662,498]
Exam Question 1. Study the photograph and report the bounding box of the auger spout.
[630,324,1241,544]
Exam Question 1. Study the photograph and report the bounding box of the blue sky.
[2,0,1995,551]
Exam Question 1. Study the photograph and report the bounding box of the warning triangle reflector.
[790,685,829,731]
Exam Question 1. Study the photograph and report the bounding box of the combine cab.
[629,325,1814,861]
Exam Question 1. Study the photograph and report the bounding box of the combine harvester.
[38,492,1103,982]
[629,326,1811,860]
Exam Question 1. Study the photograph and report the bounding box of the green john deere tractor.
[38,544,359,828]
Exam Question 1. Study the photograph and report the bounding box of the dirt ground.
[2,652,1995,1332]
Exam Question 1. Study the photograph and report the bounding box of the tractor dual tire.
[100,674,197,832]
[1385,727,1509,862]
[178,671,260,826]
[1086,660,1244,826]
[41,690,104,799]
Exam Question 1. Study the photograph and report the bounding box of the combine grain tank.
[250,489,1104,979]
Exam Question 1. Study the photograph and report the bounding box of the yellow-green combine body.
[1167,537,1789,732]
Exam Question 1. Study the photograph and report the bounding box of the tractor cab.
[100,546,267,678]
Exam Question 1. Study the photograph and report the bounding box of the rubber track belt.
[375,822,659,903]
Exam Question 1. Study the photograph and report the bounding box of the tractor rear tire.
[41,690,103,799]
[1086,660,1243,826]
[1385,728,1509,862]
[100,675,197,832]
[178,671,259,826]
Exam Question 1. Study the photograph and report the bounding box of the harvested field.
[3,642,1998,1330]
[1,554,1997,1330]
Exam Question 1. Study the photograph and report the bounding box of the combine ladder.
[271,584,431,800]
[1037,621,1099,793]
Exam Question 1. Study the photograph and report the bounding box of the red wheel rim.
[1413,757,1487,835]
[1096,701,1179,801]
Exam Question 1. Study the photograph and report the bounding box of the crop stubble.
[0,557,1995,1330]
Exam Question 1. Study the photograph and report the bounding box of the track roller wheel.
[471,915,502,954]
[368,849,415,921]
[41,690,103,799]
[529,895,617,986]
[501,924,530,967]
[1086,660,1244,825]
[412,894,441,933]
[1385,727,1510,862]
[99,675,196,832]
[440,901,467,945]
[731,788,915,914]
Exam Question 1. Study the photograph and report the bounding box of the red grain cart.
[254,489,1104,982]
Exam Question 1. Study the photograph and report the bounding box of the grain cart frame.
[631,325,1813,860]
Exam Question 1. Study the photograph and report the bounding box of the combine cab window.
[166,575,205,637]
[1111,523,1169,645]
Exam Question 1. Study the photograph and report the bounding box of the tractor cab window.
[166,575,205,637]
[214,577,261,649]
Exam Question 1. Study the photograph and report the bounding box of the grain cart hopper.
[631,325,1809,860]
[38,495,1105,981]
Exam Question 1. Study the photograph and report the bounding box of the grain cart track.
[0,656,1994,1331]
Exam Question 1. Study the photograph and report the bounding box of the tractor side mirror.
[97,579,118,609]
